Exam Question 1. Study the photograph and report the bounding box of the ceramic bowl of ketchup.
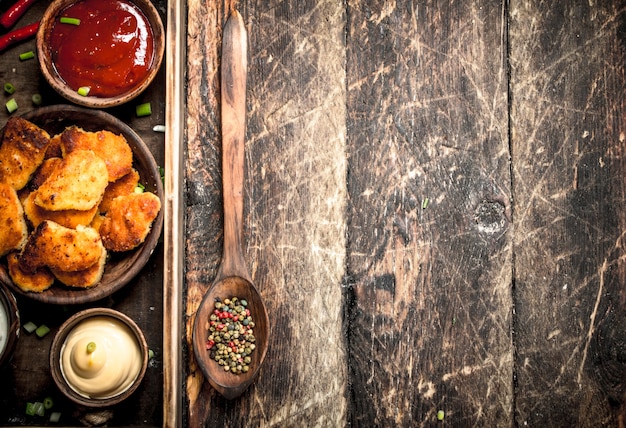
[36,0,164,108]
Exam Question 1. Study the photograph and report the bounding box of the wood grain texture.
[184,0,347,425]
[509,1,626,426]
[345,0,512,426]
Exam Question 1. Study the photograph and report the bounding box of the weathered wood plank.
[345,1,512,426]
[509,1,626,426]
[184,0,347,425]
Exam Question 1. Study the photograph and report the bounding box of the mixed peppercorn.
[206,296,256,375]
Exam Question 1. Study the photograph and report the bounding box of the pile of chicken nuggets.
[0,116,161,292]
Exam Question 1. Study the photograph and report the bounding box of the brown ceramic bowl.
[0,283,19,368]
[36,0,165,108]
[0,105,164,305]
[50,308,149,407]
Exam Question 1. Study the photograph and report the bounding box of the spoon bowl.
[191,9,269,399]
[192,276,269,399]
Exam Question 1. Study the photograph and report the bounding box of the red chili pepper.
[0,21,38,52]
[0,0,39,29]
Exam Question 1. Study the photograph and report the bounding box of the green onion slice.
[86,341,96,353]
[77,86,90,96]
[25,402,35,416]
[35,324,50,338]
[4,82,15,94]
[31,93,42,106]
[43,396,54,409]
[59,16,81,25]
[135,102,152,117]
[19,50,35,61]
[6,98,18,114]
[33,402,44,417]
[49,412,62,423]
[23,321,37,333]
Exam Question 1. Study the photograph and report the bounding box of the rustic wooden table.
[1,0,625,427]
[183,1,626,427]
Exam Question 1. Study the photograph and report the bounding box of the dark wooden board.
[0,0,167,426]
[345,0,512,426]
[509,1,626,426]
[184,0,348,426]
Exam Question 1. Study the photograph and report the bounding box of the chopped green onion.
[35,324,50,338]
[134,182,145,194]
[25,402,35,416]
[422,197,429,209]
[77,86,90,96]
[4,82,15,94]
[135,102,152,117]
[159,166,165,182]
[153,124,165,132]
[148,349,155,360]
[33,401,44,417]
[19,50,35,61]
[49,412,62,423]
[43,396,54,409]
[86,341,96,353]
[437,410,445,421]
[6,98,18,113]
[23,321,37,334]
[59,16,81,25]
[31,93,42,106]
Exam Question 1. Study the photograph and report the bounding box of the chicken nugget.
[60,126,133,182]
[19,221,104,273]
[99,192,161,252]
[0,182,28,257]
[6,252,54,293]
[52,245,107,288]
[99,169,140,214]
[29,157,62,190]
[0,116,51,190]
[34,149,108,211]
[23,191,98,229]
[45,133,62,159]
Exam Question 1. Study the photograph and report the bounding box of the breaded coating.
[45,133,62,159]
[0,116,51,190]
[0,182,28,257]
[29,157,62,190]
[60,126,133,182]
[99,168,140,214]
[34,149,108,211]
[90,213,105,231]
[99,192,161,252]
[19,221,104,273]
[6,252,54,293]
[23,192,98,229]
[52,246,107,288]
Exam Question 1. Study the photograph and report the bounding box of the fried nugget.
[6,252,54,293]
[45,133,62,159]
[34,149,108,211]
[99,169,140,214]
[51,245,106,288]
[29,157,62,190]
[99,192,161,252]
[0,182,28,257]
[60,126,133,182]
[19,221,104,273]
[0,116,51,190]
[23,192,98,229]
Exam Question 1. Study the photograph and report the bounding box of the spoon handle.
[219,10,248,279]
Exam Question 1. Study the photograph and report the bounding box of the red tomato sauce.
[48,0,155,98]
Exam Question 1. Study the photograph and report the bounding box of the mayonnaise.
[0,301,7,356]
[60,316,142,399]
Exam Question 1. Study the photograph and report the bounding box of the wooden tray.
[0,0,184,425]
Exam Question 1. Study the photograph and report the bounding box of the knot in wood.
[474,200,507,234]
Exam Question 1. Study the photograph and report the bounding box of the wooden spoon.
[192,10,269,400]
